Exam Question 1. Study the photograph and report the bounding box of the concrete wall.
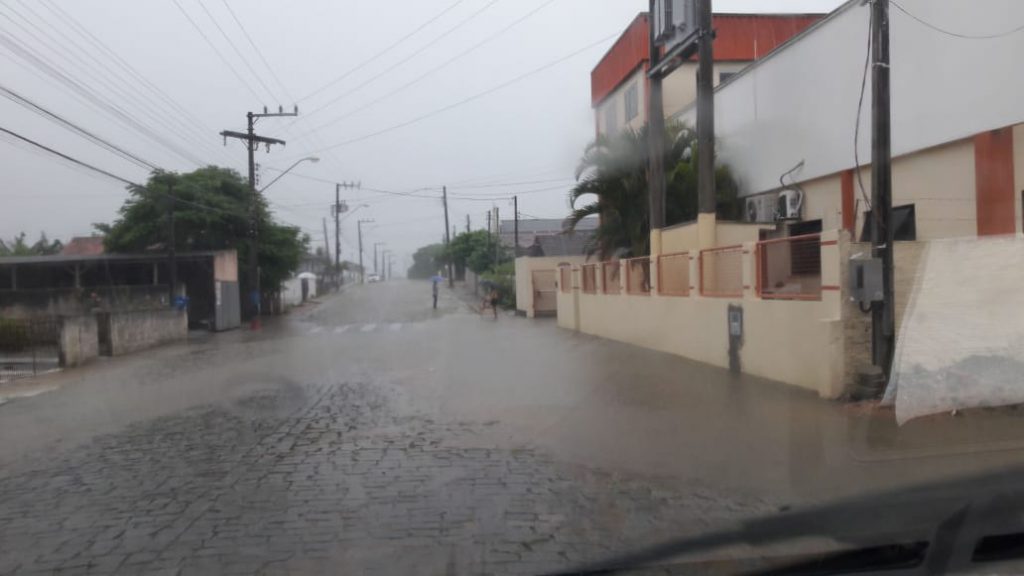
[1015,124,1024,235]
[213,251,238,282]
[0,285,168,318]
[662,61,749,121]
[515,256,589,318]
[558,228,848,397]
[58,315,98,368]
[596,68,646,136]
[108,309,187,356]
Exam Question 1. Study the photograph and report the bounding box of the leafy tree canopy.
[407,243,446,279]
[97,167,307,292]
[0,232,63,256]
[445,230,508,275]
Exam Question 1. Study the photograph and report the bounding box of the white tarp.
[884,236,1024,424]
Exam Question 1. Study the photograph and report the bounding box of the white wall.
[677,0,1024,196]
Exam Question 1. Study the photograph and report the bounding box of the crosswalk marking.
[360,323,376,332]
[310,322,422,335]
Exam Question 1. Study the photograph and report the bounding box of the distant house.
[526,231,595,258]
[498,216,598,251]
[60,236,105,257]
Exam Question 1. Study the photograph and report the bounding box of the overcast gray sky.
[0,0,845,270]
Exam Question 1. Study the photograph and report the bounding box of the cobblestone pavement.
[0,373,773,575]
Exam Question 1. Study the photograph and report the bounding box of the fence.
[757,233,823,300]
[560,265,572,293]
[657,252,690,296]
[581,264,598,294]
[0,316,60,384]
[624,257,651,295]
[699,245,744,298]
[602,261,621,295]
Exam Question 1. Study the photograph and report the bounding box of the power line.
[36,0,236,167]
[890,0,1024,40]
[219,0,294,103]
[0,83,159,170]
[168,0,264,103]
[0,29,206,166]
[296,0,468,103]
[0,125,138,186]
[448,177,571,191]
[293,32,617,157]
[195,0,280,103]
[853,4,872,211]
[292,0,511,136]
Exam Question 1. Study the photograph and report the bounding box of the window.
[859,204,917,242]
[719,72,737,84]
[604,101,618,135]
[624,83,639,122]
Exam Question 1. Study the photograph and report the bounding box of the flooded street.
[2,281,1023,575]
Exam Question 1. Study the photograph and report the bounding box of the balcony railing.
[757,233,823,300]
[581,264,598,294]
[657,252,690,296]
[602,261,621,295]
[699,245,744,298]
[624,257,651,295]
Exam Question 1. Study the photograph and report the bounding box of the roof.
[528,231,595,257]
[591,12,825,107]
[499,217,598,235]
[60,236,105,256]
[0,250,230,266]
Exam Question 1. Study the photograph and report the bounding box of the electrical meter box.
[849,256,883,303]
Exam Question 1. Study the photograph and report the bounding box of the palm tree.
[567,123,739,259]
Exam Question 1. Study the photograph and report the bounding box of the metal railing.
[559,265,572,293]
[0,317,60,384]
[601,261,621,295]
[657,252,690,296]
[581,264,598,294]
[624,257,651,295]
[699,245,744,298]
[756,233,823,300]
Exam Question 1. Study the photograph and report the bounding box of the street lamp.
[259,156,319,193]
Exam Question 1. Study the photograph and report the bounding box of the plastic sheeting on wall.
[884,236,1024,424]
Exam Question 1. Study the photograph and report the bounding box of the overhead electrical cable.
[195,0,280,103]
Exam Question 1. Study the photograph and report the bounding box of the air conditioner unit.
[777,188,803,221]
[745,194,779,223]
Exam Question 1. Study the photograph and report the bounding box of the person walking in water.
[431,276,440,309]
[486,287,499,319]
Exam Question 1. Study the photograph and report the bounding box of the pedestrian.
[432,277,440,309]
[487,287,499,319]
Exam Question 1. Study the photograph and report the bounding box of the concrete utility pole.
[494,206,500,266]
[334,181,358,277]
[466,214,470,233]
[696,0,716,216]
[357,218,373,283]
[647,0,667,231]
[513,196,519,255]
[167,181,176,306]
[486,210,491,234]
[220,105,298,329]
[442,186,453,288]
[870,0,895,377]
[381,249,391,281]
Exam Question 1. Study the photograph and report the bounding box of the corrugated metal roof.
[0,250,229,266]
[499,217,598,235]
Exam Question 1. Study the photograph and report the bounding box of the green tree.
[567,123,739,259]
[407,243,446,279]
[0,232,63,256]
[446,230,507,275]
[98,167,307,294]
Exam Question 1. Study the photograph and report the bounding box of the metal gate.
[0,317,60,384]
[532,270,558,316]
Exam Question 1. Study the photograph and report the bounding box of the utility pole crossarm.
[220,131,286,148]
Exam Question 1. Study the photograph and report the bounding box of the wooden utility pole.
[870,0,895,376]
[220,105,297,329]
[442,186,453,288]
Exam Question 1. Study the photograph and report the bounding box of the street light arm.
[258,156,319,193]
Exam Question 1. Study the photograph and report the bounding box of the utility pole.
[167,181,176,306]
[494,206,500,266]
[486,210,491,235]
[696,0,716,216]
[220,105,297,329]
[466,214,470,233]
[321,217,331,285]
[357,218,373,283]
[647,0,667,230]
[334,181,358,276]
[442,186,453,288]
[870,0,895,377]
[513,196,519,255]
[381,250,391,281]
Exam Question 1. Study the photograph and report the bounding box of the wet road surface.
[2,281,1024,575]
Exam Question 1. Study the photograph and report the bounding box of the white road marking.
[360,324,377,332]
[389,323,402,332]
[309,326,323,334]
[334,325,351,334]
